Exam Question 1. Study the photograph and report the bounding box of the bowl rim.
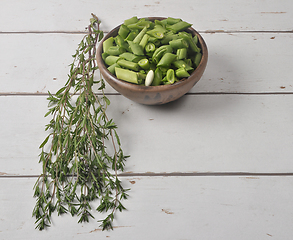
[96,17,208,93]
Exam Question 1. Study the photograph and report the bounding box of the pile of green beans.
[102,16,202,86]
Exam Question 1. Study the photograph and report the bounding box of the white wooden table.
[1,0,293,239]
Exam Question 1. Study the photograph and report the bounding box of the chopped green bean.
[102,16,202,86]
[115,67,139,84]
[119,52,143,62]
[166,69,177,84]
[118,24,130,39]
[125,30,138,41]
[133,26,147,44]
[124,16,139,26]
[175,67,190,78]
[117,59,139,71]
[127,40,145,56]
[169,38,189,49]
[105,55,121,66]
[107,63,120,75]
[194,52,202,67]
[138,58,150,70]
[152,68,163,86]
[173,59,194,72]
[176,48,187,60]
[157,53,177,68]
[103,37,114,53]
[167,20,192,33]
[139,34,150,49]
[106,46,125,56]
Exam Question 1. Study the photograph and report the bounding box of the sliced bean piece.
[107,63,121,75]
[133,26,147,44]
[139,34,150,49]
[117,59,139,71]
[103,37,114,53]
[169,38,189,49]
[127,40,145,56]
[118,24,130,39]
[193,52,202,67]
[125,30,139,41]
[106,46,125,56]
[124,16,139,26]
[173,59,194,72]
[166,69,177,84]
[115,67,138,84]
[138,58,150,70]
[119,52,143,63]
[105,55,121,66]
[167,20,192,33]
[175,67,190,78]
[176,48,187,60]
[152,68,163,86]
[157,53,177,68]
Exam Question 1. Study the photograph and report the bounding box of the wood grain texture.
[1,0,293,238]
[1,94,292,175]
[1,33,293,94]
[1,0,293,32]
[1,176,293,240]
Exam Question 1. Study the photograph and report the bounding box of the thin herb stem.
[33,15,129,231]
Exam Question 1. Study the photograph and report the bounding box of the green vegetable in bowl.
[102,16,202,86]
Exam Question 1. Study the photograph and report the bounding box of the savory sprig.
[32,14,129,231]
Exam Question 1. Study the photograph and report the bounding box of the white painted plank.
[1,0,293,32]
[1,94,292,175]
[1,33,293,94]
[1,176,293,239]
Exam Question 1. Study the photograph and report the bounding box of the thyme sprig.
[32,14,129,231]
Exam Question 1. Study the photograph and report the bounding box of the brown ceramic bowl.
[96,17,208,105]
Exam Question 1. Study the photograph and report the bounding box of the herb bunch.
[32,14,129,231]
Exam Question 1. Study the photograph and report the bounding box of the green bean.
[119,52,143,62]
[169,38,189,49]
[124,16,139,26]
[152,45,173,63]
[145,43,156,55]
[176,48,187,60]
[166,17,181,25]
[167,20,192,33]
[106,46,125,56]
[146,27,165,39]
[133,26,147,44]
[114,35,128,50]
[115,67,138,84]
[127,40,145,56]
[157,53,177,68]
[166,69,177,84]
[107,63,120,75]
[175,67,190,78]
[103,37,114,53]
[148,37,161,46]
[118,24,130,39]
[178,32,201,53]
[102,52,109,61]
[125,30,138,41]
[161,32,180,44]
[117,59,139,71]
[127,18,152,30]
[138,58,150,70]
[193,52,202,67]
[105,55,121,66]
[173,60,194,72]
[139,34,150,49]
[151,68,163,86]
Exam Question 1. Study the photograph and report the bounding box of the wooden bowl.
[96,17,208,105]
